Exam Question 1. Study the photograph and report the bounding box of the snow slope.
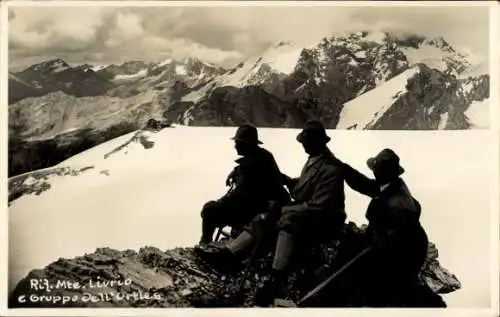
[465,99,490,129]
[8,127,492,308]
[90,64,108,72]
[336,67,420,129]
[113,69,149,81]
[260,42,305,74]
[401,44,450,73]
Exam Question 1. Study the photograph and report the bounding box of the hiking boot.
[198,238,211,247]
[254,271,288,307]
[194,246,241,273]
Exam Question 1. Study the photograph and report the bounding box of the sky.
[7,4,491,71]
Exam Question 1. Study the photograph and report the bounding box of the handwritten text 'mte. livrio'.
[29,276,132,292]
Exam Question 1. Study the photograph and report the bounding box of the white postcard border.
[1,1,498,317]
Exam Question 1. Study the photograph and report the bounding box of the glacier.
[8,126,493,308]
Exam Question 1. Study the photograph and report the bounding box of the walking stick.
[274,245,373,307]
[214,227,223,241]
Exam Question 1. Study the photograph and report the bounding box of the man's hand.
[277,207,298,228]
[256,213,268,222]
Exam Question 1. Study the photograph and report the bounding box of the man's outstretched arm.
[342,162,380,198]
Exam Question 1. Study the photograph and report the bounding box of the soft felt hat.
[367,148,405,176]
[230,124,263,145]
[296,120,331,144]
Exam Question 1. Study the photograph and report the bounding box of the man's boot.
[254,270,288,307]
[194,246,242,273]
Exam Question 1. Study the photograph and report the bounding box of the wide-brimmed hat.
[297,120,331,144]
[230,124,263,145]
[367,148,405,176]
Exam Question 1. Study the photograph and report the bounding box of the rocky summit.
[9,222,461,308]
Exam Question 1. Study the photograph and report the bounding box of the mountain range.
[7,31,490,176]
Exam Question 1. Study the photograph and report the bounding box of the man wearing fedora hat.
[252,120,348,306]
[329,148,430,306]
[196,120,348,306]
[198,123,290,245]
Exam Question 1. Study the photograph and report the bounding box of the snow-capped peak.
[157,58,173,68]
[90,64,109,72]
[399,37,470,76]
[254,41,313,75]
[180,41,307,103]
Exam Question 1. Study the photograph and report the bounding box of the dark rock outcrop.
[8,73,44,104]
[7,121,139,178]
[9,222,460,308]
[144,118,172,131]
[166,86,308,128]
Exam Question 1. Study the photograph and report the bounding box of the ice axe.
[273,245,373,308]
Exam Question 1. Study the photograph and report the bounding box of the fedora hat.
[367,148,405,176]
[297,120,331,144]
[231,124,263,145]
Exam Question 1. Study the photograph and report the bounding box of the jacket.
[220,147,290,207]
[282,149,346,219]
[342,163,422,235]
[343,163,428,279]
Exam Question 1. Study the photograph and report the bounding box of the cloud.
[104,12,145,48]
[349,7,489,54]
[9,7,113,54]
[8,5,490,70]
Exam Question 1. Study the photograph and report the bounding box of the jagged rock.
[178,86,307,128]
[418,242,461,294]
[9,222,460,308]
[8,166,95,204]
[144,118,172,131]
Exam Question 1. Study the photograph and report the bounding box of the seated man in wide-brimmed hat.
[198,123,290,245]
[196,121,348,306]
[328,148,430,306]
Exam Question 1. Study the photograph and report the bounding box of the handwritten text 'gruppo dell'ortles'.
[16,277,163,305]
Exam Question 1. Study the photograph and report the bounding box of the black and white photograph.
[3,1,499,315]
